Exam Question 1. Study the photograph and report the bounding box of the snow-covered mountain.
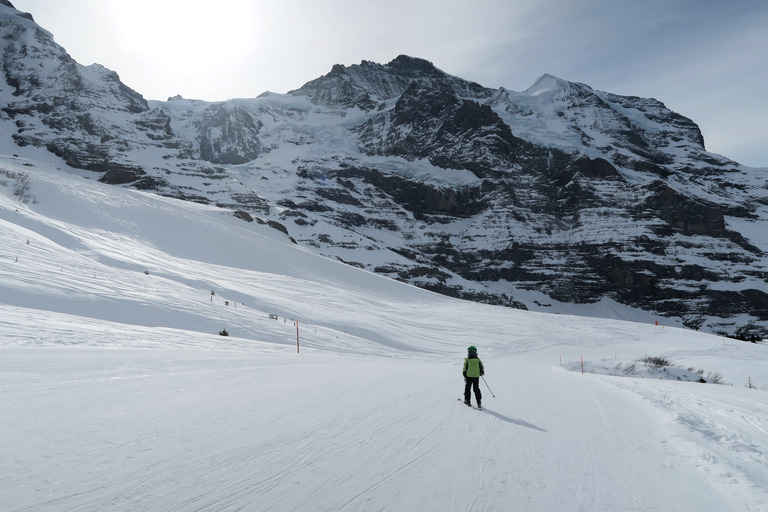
[2,1,767,337]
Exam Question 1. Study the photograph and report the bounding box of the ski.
[458,398,478,409]
[457,398,484,411]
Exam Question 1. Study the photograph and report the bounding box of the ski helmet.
[467,345,477,352]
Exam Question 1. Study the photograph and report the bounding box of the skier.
[463,345,484,408]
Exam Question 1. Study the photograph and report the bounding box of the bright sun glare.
[103,0,260,97]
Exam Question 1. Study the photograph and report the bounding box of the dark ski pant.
[464,377,482,404]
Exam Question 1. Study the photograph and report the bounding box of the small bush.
[0,168,35,204]
[705,371,722,384]
[747,377,758,389]
[639,356,670,369]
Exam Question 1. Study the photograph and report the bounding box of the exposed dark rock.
[99,167,143,184]
[336,167,486,218]
[234,210,254,222]
[133,175,169,191]
[644,182,726,236]
[568,156,623,180]
[194,104,265,164]
[267,219,290,236]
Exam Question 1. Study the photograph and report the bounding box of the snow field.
[4,335,767,511]
[2,156,768,511]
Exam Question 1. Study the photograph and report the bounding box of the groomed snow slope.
[2,155,768,511]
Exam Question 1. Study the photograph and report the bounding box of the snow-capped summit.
[524,73,572,96]
[0,0,34,22]
[289,54,491,109]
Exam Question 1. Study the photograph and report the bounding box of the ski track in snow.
[2,157,768,511]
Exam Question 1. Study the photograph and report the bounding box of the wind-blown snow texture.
[1,2,767,336]
[2,150,768,511]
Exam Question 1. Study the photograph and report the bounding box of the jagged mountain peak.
[384,55,447,78]
[289,56,490,108]
[0,4,145,111]
[524,73,574,96]
[0,0,34,22]
[325,55,447,81]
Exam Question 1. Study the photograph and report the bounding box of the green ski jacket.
[463,356,484,378]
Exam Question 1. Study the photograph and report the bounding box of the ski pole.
[481,376,495,397]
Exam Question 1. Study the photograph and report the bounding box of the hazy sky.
[11,0,768,167]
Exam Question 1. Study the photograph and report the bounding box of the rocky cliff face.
[1,5,147,175]
[2,2,767,337]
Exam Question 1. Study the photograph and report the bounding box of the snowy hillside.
[2,154,768,511]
